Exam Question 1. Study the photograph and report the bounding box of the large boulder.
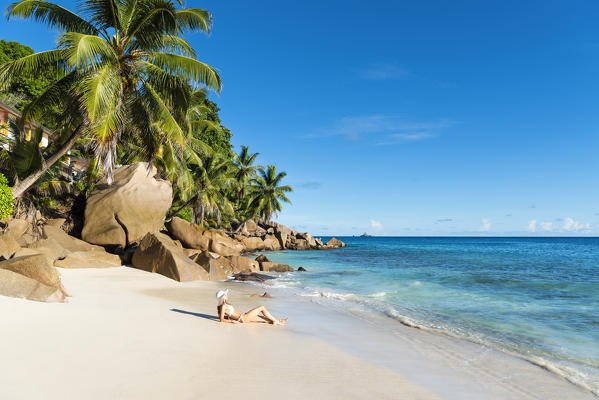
[5,218,29,240]
[205,230,244,256]
[326,237,347,248]
[166,217,243,256]
[27,238,68,263]
[233,272,275,282]
[260,262,294,272]
[241,236,265,252]
[262,235,281,251]
[0,232,20,260]
[55,251,122,269]
[166,217,210,250]
[189,250,234,280]
[0,269,65,302]
[290,238,310,250]
[42,226,104,253]
[0,254,67,296]
[131,232,208,282]
[255,254,270,263]
[297,232,317,248]
[82,162,173,248]
[229,255,260,273]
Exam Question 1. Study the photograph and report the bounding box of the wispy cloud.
[528,220,536,232]
[436,218,454,223]
[479,218,491,232]
[305,114,453,144]
[540,222,553,231]
[563,217,591,232]
[377,132,435,146]
[370,220,383,231]
[295,181,322,190]
[360,63,412,81]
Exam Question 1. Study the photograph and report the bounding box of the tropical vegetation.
[0,0,292,230]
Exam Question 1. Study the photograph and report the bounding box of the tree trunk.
[168,194,198,220]
[11,123,86,199]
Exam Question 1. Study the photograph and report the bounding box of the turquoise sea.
[264,237,599,395]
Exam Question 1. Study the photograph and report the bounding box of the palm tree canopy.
[251,164,292,222]
[232,145,261,198]
[1,0,222,183]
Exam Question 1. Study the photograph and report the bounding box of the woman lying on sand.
[216,289,287,325]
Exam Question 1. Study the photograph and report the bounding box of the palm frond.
[147,52,221,92]
[58,32,117,68]
[34,179,73,196]
[6,0,98,34]
[174,8,212,33]
[80,63,122,122]
[0,49,66,90]
[80,0,120,32]
[142,81,186,146]
[156,35,196,57]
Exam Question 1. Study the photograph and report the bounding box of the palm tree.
[232,145,261,200]
[1,0,222,198]
[250,165,292,222]
[168,154,234,226]
[191,155,236,225]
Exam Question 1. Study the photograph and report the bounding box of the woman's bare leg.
[244,306,285,324]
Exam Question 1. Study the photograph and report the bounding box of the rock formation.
[260,262,294,272]
[0,254,68,298]
[82,162,173,248]
[131,232,209,282]
[55,251,122,269]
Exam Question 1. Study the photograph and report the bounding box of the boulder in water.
[260,262,294,272]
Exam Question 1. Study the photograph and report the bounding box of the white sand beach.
[0,266,595,400]
[0,266,437,400]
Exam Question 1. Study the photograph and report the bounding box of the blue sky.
[2,0,599,235]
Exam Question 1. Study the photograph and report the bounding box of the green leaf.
[6,0,98,34]
[147,52,221,92]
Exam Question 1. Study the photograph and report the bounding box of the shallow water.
[263,236,599,395]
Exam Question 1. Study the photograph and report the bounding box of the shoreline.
[1,265,594,399]
[242,276,597,400]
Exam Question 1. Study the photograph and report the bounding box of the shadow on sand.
[170,308,219,321]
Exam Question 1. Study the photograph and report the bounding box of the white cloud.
[528,220,537,232]
[479,218,491,232]
[305,115,454,142]
[563,217,591,232]
[370,220,383,231]
[377,132,435,145]
[360,63,412,80]
[540,222,553,231]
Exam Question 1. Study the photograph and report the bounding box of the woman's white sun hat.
[216,289,229,306]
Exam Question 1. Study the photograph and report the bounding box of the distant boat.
[360,233,373,237]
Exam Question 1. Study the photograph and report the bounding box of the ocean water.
[263,236,599,395]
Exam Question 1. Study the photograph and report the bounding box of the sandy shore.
[1,266,595,399]
[0,267,438,400]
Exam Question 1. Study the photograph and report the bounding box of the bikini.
[223,303,244,322]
